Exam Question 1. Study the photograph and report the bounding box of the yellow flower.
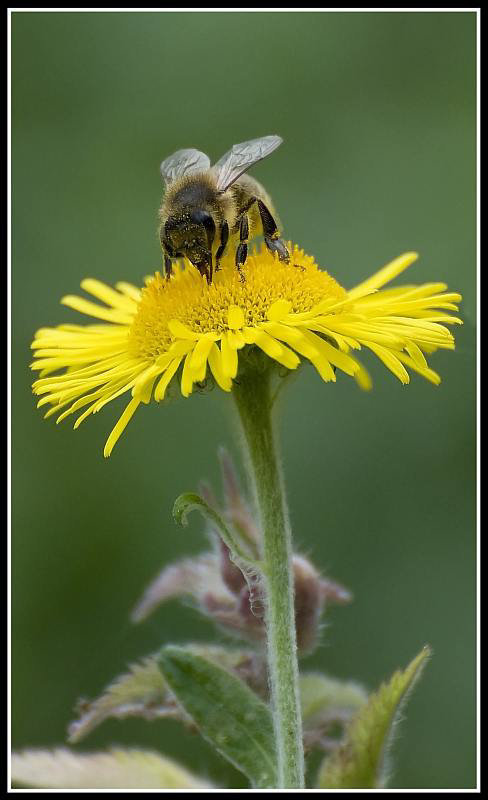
[31,243,462,457]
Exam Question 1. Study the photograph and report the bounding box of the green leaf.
[173,492,261,571]
[67,656,176,743]
[182,643,268,697]
[300,673,368,754]
[300,672,367,725]
[11,748,212,789]
[68,646,265,743]
[158,644,277,788]
[317,646,431,789]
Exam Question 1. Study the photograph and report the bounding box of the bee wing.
[213,135,283,193]
[160,148,211,186]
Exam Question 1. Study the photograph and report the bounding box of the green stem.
[232,368,305,789]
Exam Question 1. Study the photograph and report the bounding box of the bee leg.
[160,232,175,280]
[235,213,249,281]
[265,236,290,262]
[164,254,174,280]
[257,199,290,263]
[215,220,229,272]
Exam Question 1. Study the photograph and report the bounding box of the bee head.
[164,209,216,278]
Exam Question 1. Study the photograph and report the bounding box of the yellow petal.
[208,343,232,391]
[74,400,102,429]
[104,398,141,457]
[44,400,71,419]
[302,330,359,376]
[299,330,336,382]
[154,353,173,369]
[244,328,300,370]
[227,329,246,349]
[61,295,133,325]
[139,376,156,405]
[267,299,292,322]
[81,279,137,313]
[94,379,143,413]
[115,281,142,302]
[181,351,199,397]
[347,252,419,300]
[132,364,162,398]
[405,341,428,368]
[168,320,198,340]
[365,342,410,384]
[190,336,216,370]
[264,322,319,360]
[352,360,373,391]
[221,333,239,379]
[154,359,182,402]
[168,340,195,357]
[56,389,108,423]
[227,306,245,330]
[396,351,441,385]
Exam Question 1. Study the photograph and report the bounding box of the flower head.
[31,242,462,456]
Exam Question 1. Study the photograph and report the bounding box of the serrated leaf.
[317,646,431,789]
[11,748,212,789]
[68,645,265,743]
[67,656,176,743]
[300,672,367,725]
[158,645,277,788]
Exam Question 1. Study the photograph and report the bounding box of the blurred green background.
[12,11,476,789]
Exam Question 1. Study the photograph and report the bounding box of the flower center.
[128,243,346,360]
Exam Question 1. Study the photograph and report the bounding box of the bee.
[158,135,289,282]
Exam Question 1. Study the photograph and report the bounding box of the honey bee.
[158,135,289,282]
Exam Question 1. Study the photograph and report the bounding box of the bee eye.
[190,210,216,248]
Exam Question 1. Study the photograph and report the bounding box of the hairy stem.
[232,368,305,789]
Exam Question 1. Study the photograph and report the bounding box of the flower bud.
[132,449,351,655]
